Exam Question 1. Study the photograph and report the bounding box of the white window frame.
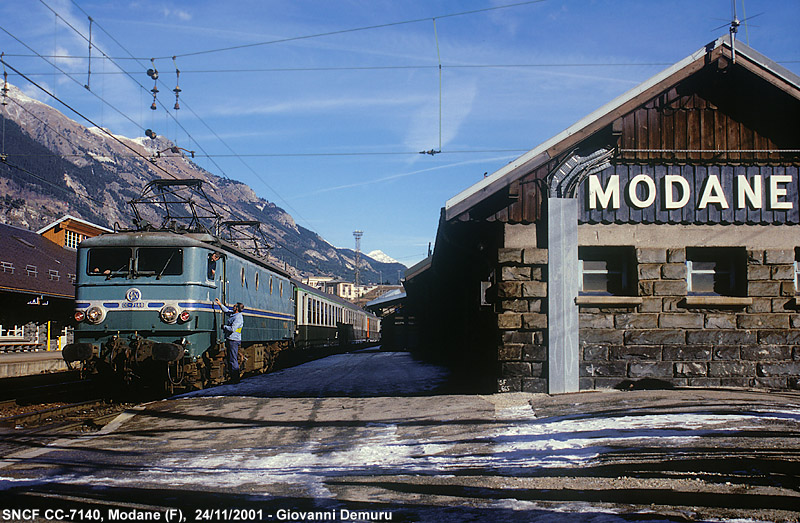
[578,247,632,296]
[64,230,84,249]
[685,248,741,296]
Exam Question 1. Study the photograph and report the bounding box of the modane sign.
[589,173,793,210]
[578,165,799,225]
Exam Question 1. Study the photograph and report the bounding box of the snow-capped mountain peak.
[368,250,401,265]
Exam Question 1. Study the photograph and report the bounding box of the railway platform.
[0,350,67,378]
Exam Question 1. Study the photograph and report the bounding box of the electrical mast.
[353,230,363,288]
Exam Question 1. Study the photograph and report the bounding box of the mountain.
[0,83,406,284]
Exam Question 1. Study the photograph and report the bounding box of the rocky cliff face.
[0,84,405,283]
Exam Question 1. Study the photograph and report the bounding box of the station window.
[49,269,60,281]
[1,261,13,274]
[26,265,37,277]
[578,246,636,295]
[686,247,746,296]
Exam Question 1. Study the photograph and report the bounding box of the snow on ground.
[3,351,798,521]
[23,400,793,522]
[41,398,796,492]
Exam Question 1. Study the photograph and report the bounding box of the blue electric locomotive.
[63,228,381,393]
[63,229,295,392]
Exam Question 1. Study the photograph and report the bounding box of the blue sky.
[1,0,798,267]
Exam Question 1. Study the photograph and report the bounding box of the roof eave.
[444,35,800,222]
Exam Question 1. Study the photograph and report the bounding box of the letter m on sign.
[588,175,620,209]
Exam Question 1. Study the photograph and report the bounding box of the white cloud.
[162,7,192,22]
[209,93,430,117]
[290,154,516,199]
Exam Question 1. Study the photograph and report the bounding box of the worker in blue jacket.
[214,298,244,384]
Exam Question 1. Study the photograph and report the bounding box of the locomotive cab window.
[207,252,221,280]
[686,247,746,296]
[578,246,636,295]
[137,248,183,277]
[88,248,131,276]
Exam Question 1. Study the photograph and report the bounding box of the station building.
[405,36,800,393]
[0,215,110,350]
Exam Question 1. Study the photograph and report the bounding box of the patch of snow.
[367,250,400,265]
[88,153,114,163]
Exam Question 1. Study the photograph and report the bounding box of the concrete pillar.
[547,198,579,393]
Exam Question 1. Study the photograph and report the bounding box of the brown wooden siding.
[480,61,800,225]
[618,65,799,164]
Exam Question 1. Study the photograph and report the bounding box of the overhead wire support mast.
[420,19,442,157]
[85,16,92,90]
[1,53,8,160]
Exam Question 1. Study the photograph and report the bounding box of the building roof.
[0,222,77,299]
[365,288,406,310]
[36,214,113,235]
[404,255,432,282]
[444,35,800,222]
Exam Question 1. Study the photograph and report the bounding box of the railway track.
[0,370,131,435]
[0,399,132,460]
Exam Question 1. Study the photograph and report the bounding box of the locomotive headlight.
[160,305,179,324]
[179,310,191,323]
[74,310,86,322]
[85,306,105,324]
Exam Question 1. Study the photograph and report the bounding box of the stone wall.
[580,247,800,390]
[495,247,548,393]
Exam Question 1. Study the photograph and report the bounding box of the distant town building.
[303,276,398,304]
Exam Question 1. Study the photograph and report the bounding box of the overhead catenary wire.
[33,0,232,180]
[0,57,180,181]
[29,0,266,222]
[433,18,442,154]
[5,1,549,62]
[0,157,109,208]
[74,16,320,238]
[5,60,799,73]
[57,0,314,227]
[154,0,550,60]
[3,148,530,159]
[0,25,146,134]
[6,0,337,265]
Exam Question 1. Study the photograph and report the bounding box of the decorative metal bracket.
[546,148,614,198]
